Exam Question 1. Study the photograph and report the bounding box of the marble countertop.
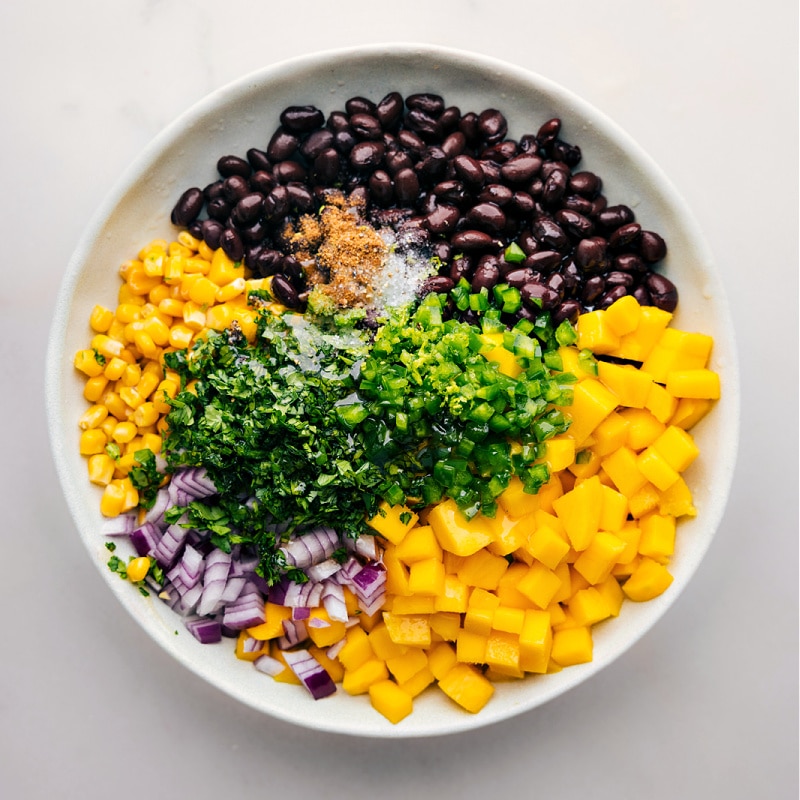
[2,1,796,798]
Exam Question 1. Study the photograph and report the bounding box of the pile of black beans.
[170,91,678,321]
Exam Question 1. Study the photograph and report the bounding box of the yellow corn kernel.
[438,663,494,713]
[622,557,674,601]
[127,556,151,583]
[142,253,164,278]
[167,324,194,350]
[158,298,185,317]
[177,230,201,251]
[119,386,144,410]
[188,276,220,307]
[74,349,105,378]
[139,433,163,454]
[79,428,107,455]
[126,266,163,296]
[91,334,126,360]
[216,276,246,302]
[114,303,142,325]
[136,371,160,400]
[100,481,126,516]
[206,303,235,331]
[102,356,126,381]
[142,315,171,346]
[132,402,159,428]
[197,241,215,261]
[111,421,138,444]
[118,259,140,282]
[79,404,109,430]
[87,453,115,486]
[152,379,179,414]
[208,248,244,286]
[133,330,159,360]
[147,283,172,306]
[106,319,128,344]
[118,283,147,306]
[83,375,109,403]
[182,301,207,332]
[163,255,186,285]
[184,256,211,275]
[89,304,114,333]
[101,391,128,421]
[551,625,593,667]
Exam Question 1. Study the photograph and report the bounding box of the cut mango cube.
[366,502,419,545]
[428,499,497,556]
[369,679,413,724]
[438,663,495,713]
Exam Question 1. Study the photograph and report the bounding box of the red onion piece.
[281,650,337,699]
[184,616,222,644]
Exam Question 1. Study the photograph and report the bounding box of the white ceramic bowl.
[46,44,739,738]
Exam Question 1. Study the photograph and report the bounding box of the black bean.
[598,286,628,308]
[478,184,513,207]
[645,272,678,311]
[545,272,566,302]
[286,184,315,212]
[249,170,275,194]
[551,139,582,167]
[299,129,335,160]
[326,111,351,133]
[431,240,452,264]
[219,227,244,261]
[441,131,467,158]
[450,230,499,252]
[590,195,608,216]
[397,129,427,157]
[204,180,225,201]
[207,197,231,221]
[231,193,265,227]
[170,187,204,226]
[350,113,383,141]
[439,106,461,134]
[532,217,568,250]
[581,275,605,305]
[500,154,542,185]
[458,112,480,146]
[569,171,602,198]
[281,254,305,283]
[482,140,518,163]
[415,147,448,183]
[252,248,282,277]
[452,154,485,189]
[200,219,224,250]
[640,230,667,262]
[376,91,404,129]
[405,109,442,141]
[273,161,307,185]
[575,236,609,272]
[479,160,502,184]
[267,127,299,162]
[521,281,560,310]
[346,96,377,116]
[263,186,290,220]
[419,275,454,296]
[632,285,651,306]
[187,220,203,240]
[349,141,385,170]
[517,230,539,256]
[368,170,394,206]
[609,222,642,249]
[449,255,474,282]
[562,194,595,216]
[423,203,459,235]
[613,253,647,274]
[217,155,251,178]
[246,148,271,172]
[524,250,562,273]
[471,259,501,291]
[536,118,561,147]
[504,267,536,288]
[542,168,568,205]
[271,273,300,307]
[553,300,581,324]
[333,130,357,155]
[394,168,420,205]
[509,191,536,216]
[406,93,445,117]
[477,109,508,143]
[279,105,324,134]
[386,150,414,175]
[239,218,269,245]
[312,148,340,186]
[555,208,594,239]
[561,260,582,293]
[466,202,506,233]
[597,204,635,230]
[222,175,250,202]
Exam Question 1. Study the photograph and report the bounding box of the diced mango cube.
[545,436,576,472]
[525,523,570,570]
[551,625,593,667]
[366,502,419,545]
[485,631,521,671]
[564,379,620,446]
[369,679,413,724]
[395,524,442,564]
[614,305,673,362]
[382,612,431,647]
[407,557,446,596]
[568,587,612,626]
[247,602,292,641]
[651,425,700,472]
[603,295,641,336]
[573,531,627,585]
[645,382,679,424]
[595,574,625,617]
[391,594,437,615]
[456,629,488,663]
[456,549,509,590]
[398,666,435,698]
[342,658,389,695]
[622,557,674,601]
[428,642,459,680]
[385,648,428,684]
[519,609,552,673]
[337,626,374,671]
[429,612,461,642]
[515,562,564,609]
[428,499,497,556]
[438,663,495,713]
[602,446,648,498]
[591,411,630,458]
[637,446,680,491]
[368,623,408,661]
[599,485,628,532]
[658,476,697,518]
[492,606,525,635]
[576,310,621,354]
[498,476,540,518]
[619,407,666,451]
[597,361,654,408]
[638,513,676,564]
[552,475,603,550]
[434,574,469,613]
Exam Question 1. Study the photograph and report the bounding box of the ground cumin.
[285,193,388,309]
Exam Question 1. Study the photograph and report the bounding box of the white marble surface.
[1,1,797,797]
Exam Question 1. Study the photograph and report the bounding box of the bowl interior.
[46,44,739,738]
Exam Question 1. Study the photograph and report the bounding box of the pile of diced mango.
[74,235,283,515]
[235,297,719,724]
[73,234,720,725]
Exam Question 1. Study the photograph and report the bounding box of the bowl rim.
[45,42,740,738]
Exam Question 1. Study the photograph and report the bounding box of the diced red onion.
[326,638,347,660]
[170,467,217,500]
[197,548,232,616]
[253,654,284,676]
[292,607,311,621]
[101,514,137,537]
[281,650,336,700]
[184,616,222,644]
[219,575,246,605]
[152,523,190,568]
[306,558,342,582]
[129,521,162,557]
[346,533,379,561]
[279,526,339,570]
[240,636,264,655]
[321,580,348,623]
[278,618,308,649]
[143,488,171,527]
